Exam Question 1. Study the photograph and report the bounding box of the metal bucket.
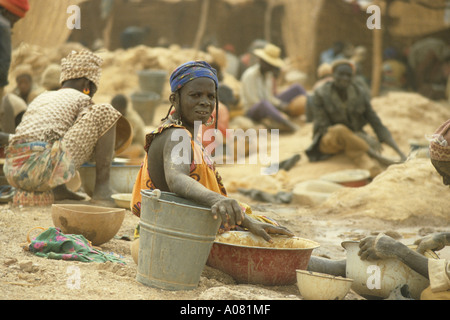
[136,190,221,291]
[130,91,160,126]
[137,69,167,96]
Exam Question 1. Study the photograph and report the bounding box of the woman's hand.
[211,197,245,230]
[241,216,294,242]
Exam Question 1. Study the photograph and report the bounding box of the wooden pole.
[193,0,210,53]
[102,5,115,50]
[371,0,384,97]
[264,1,274,43]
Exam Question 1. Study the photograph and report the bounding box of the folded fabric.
[28,227,125,264]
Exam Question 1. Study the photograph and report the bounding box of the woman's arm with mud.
[161,129,243,229]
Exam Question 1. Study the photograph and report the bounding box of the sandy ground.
[1,87,450,301]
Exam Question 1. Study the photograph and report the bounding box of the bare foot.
[53,184,86,201]
[90,183,116,207]
[91,183,115,200]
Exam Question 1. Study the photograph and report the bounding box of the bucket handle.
[141,189,161,200]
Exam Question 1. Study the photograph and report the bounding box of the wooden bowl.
[51,204,125,246]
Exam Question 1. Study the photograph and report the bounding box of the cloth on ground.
[28,227,125,264]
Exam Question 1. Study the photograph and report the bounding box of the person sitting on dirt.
[0,49,122,205]
[0,65,44,132]
[110,93,146,163]
[381,47,408,93]
[308,119,450,300]
[305,59,407,178]
[40,63,62,91]
[320,41,346,65]
[12,64,42,104]
[130,60,294,242]
[408,38,450,101]
[240,43,307,133]
[111,93,146,147]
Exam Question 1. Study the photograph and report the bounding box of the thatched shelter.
[281,0,373,84]
[385,0,449,40]
[11,0,86,48]
[280,0,449,90]
[67,0,285,55]
[9,0,450,92]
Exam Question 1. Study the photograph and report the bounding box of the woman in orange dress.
[131,61,293,242]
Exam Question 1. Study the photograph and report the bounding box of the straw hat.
[254,43,285,68]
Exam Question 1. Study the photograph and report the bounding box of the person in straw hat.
[0,49,123,206]
[240,43,307,133]
[306,59,407,178]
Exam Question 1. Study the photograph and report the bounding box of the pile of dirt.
[316,158,450,223]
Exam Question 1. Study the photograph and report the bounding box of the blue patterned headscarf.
[169,61,219,93]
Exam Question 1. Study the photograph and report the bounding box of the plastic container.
[137,69,167,96]
[136,190,221,291]
[78,164,140,197]
[320,169,370,187]
[130,91,160,126]
[111,193,132,209]
[296,270,353,300]
[292,179,344,206]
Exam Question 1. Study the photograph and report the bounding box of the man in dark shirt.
[306,59,406,177]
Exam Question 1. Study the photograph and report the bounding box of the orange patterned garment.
[131,123,227,217]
